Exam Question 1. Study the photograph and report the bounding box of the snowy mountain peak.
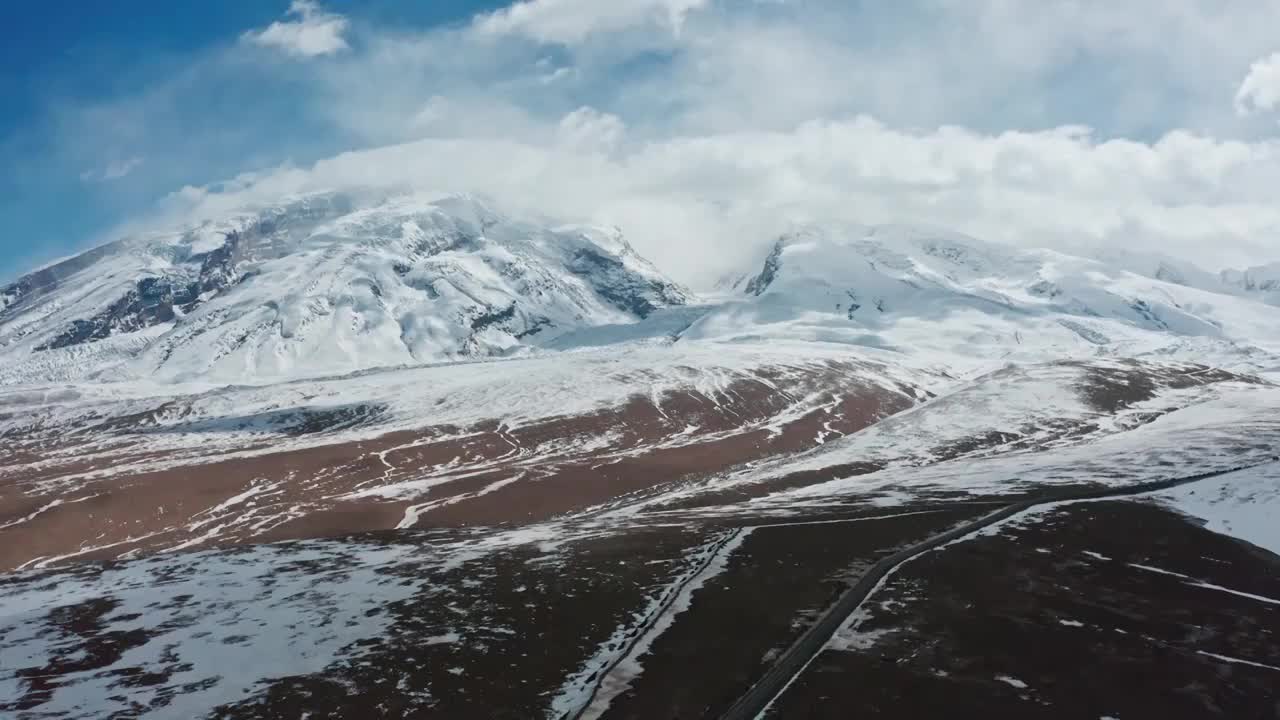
[741,224,1030,299]
[688,224,1280,374]
[1221,262,1280,297]
[0,192,691,384]
[1083,247,1280,309]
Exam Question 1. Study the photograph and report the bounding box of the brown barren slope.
[0,361,916,570]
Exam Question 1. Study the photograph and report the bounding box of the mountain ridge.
[3,201,1278,386]
[0,192,691,384]
[687,222,1280,376]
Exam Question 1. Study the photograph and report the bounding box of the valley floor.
[766,496,1280,719]
[2,464,1277,719]
[1,346,1277,719]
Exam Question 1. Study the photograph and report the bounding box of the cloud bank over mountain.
[9,0,1280,286]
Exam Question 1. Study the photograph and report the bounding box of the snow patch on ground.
[1127,559,1280,606]
[1187,581,1280,607]
[1128,562,1192,579]
[995,674,1029,689]
[828,607,894,652]
[1196,651,1280,673]
[0,539,426,719]
[1147,462,1280,556]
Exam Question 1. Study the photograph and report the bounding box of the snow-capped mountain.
[5,203,1280,720]
[1221,261,1280,305]
[0,192,690,384]
[687,224,1280,374]
[3,204,1276,387]
[1096,248,1280,307]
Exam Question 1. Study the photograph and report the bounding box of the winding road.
[718,462,1272,720]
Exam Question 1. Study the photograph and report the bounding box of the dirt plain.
[767,500,1280,719]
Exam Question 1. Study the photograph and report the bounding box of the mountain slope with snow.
[3,206,1279,720]
[4,203,1276,387]
[1221,261,1280,305]
[1,207,1277,569]
[0,192,690,384]
[687,224,1280,375]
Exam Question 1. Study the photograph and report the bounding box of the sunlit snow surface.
[4,203,1280,387]
[0,192,691,385]
[1150,463,1280,556]
[690,223,1280,376]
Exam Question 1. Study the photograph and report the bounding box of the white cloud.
[150,113,1280,286]
[556,107,625,153]
[474,0,709,44]
[241,1,349,58]
[1236,52,1280,116]
[80,156,144,183]
[33,0,1280,286]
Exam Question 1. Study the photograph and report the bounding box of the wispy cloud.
[1236,52,1280,116]
[152,115,1280,284]
[15,0,1280,284]
[473,0,709,44]
[79,156,145,183]
[241,1,349,58]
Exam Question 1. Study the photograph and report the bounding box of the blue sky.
[0,1,506,278]
[2,3,268,272]
[3,0,1280,283]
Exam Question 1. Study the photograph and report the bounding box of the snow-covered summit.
[1096,248,1280,307]
[3,207,1277,386]
[686,224,1280,374]
[1221,261,1280,304]
[0,192,691,384]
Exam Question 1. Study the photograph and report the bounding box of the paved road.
[562,528,746,720]
[718,462,1272,720]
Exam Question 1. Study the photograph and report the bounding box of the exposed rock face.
[745,238,785,296]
